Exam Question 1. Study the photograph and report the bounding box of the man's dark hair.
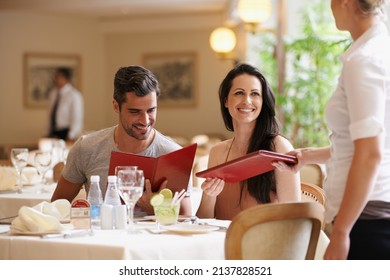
[113,65,160,107]
[56,67,72,81]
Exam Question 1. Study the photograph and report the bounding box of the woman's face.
[331,0,348,31]
[225,73,263,126]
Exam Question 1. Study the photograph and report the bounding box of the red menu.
[195,150,297,183]
[108,143,197,192]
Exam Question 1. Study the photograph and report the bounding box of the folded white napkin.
[21,167,41,185]
[10,199,72,233]
[0,167,18,191]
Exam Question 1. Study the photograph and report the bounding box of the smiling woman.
[196,63,301,221]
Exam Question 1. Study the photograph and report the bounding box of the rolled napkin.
[0,167,18,191]
[10,199,72,233]
[21,167,41,185]
[33,199,71,221]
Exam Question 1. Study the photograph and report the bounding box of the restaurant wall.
[2,2,388,149]
[105,28,232,141]
[0,10,233,150]
[0,11,106,147]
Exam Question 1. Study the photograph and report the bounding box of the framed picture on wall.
[23,52,81,109]
[143,52,198,108]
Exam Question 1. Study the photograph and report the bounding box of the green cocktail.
[153,200,180,225]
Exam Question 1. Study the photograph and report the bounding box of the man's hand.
[136,179,168,215]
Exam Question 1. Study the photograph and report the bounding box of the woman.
[196,63,300,220]
[273,0,390,259]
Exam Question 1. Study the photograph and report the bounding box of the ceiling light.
[209,27,237,58]
[237,0,272,32]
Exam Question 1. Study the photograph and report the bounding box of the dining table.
[0,179,329,260]
[0,219,230,260]
[0,184,55,224]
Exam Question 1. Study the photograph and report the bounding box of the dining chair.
[225,202,324,260]
[300,163,325,188]
[301,182,325,206]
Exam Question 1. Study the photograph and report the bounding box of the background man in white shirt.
[47,67,84,142]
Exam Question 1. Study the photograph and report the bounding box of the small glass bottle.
[104,175,121,206]
[103,175,121,228]
[87,175,103,227]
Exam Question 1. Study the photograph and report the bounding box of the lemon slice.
[150,193,164,206]
[159,188,173,200]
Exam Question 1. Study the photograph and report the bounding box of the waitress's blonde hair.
[357,0,389,19]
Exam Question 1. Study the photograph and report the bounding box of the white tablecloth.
[0,184,55,222]
[0,220,229,260]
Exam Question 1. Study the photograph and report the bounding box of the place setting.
[134,188,224,235]
[1,199,75,237]
[0,148,30,194]
[0,148,54,195]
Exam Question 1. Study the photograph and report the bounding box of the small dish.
[139,215,197,222]
[160,223,219,234]
[10,229,63,236]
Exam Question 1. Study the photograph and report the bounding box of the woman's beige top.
[214,181,259,220]
[213,138,277,220]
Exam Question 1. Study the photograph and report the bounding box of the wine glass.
[52,139,66,165]
[115,165,137,178]
[10,148,29,190]
[117,169,144,233]
[34,151,52,186]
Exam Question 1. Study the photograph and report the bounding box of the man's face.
[114,92,157,140]
[54,72,68,88]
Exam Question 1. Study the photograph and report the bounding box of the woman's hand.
[201,178,225,197]
[324,230,350,260]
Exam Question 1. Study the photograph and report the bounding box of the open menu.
[195,150,297,183]
[108,143,197,193]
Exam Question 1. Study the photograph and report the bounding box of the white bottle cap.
[90,175,100,182]
[107,175,117,183]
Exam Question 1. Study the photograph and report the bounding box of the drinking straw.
[175,189,187,205]
[171,191,179,206]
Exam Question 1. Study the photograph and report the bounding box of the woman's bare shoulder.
[273,135,294,153]
[208,139,234,167]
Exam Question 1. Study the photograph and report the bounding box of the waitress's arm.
[324,135,382,259]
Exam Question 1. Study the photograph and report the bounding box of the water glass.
[117,168,144,233]
[115,165,137,178]
[34,151,52,185]
[10,148,29,190]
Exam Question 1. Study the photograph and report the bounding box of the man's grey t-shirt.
[62,126,190,196]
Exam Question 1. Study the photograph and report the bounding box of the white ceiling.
[0,0,230,18]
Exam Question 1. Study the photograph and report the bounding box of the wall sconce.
[209,0,285,93]
[237,0,272,33]
[209,0,274,62]
[209,27,237,60]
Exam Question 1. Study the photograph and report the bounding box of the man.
[51,65,192,215]
[47,67,84,141]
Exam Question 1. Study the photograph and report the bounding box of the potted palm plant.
[253,0,351,147]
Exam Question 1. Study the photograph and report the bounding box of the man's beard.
[122,122,152,141]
